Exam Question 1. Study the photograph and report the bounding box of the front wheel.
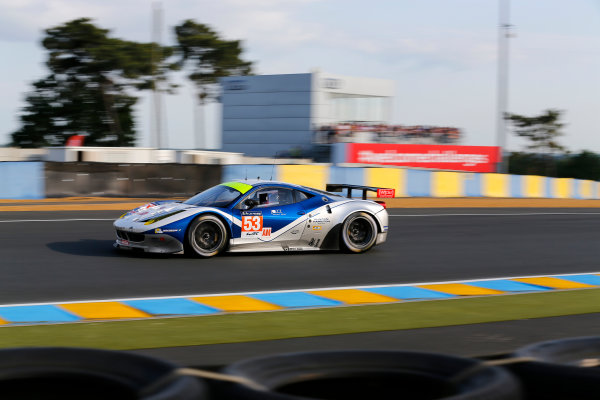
[341,212,378,253]
[186,214,228,257]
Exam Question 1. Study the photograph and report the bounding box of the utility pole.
[495,0,512,173]
[151,2,164,149]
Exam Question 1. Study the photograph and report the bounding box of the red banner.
[377,188,395,198]
[66,135,85,147]
[347,143,500,173]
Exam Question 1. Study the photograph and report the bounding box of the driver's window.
[242,188,294,209]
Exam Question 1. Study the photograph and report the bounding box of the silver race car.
[114,181,390,257]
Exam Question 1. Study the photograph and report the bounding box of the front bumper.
[376,232,387,245]
[114,230,184,254]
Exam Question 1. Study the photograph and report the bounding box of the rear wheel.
[186,215,228,257]
[341,212,378,253]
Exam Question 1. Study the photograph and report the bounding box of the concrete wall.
[0,148,47,162]
[45,163,222,198]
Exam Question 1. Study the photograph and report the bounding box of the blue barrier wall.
[405,169,431,197]
[7,162,599,200]
[509,175,522,198]
[463,173,482,197]
[328,166,365,186]
[0,162,44,199]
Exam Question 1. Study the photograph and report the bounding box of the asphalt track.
[1,208,600,304]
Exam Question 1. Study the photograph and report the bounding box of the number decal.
[242,216,263,232]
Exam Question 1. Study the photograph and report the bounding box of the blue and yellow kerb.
[1,273,599,326]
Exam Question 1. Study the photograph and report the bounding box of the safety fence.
[1,162,600,199]
[224,164,600,199]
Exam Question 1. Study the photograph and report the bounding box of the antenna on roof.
[270,151,279,181]
[245,169,247,180]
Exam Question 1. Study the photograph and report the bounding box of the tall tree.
[174,20,252,147]
[12,18,173,147]
[505,109,567,176]
[505,109,566,153]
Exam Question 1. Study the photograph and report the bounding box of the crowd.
[314,123,461,144]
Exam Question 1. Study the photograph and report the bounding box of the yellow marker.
[191,295,282,312]
[60,302,150,319]
[513,277,594,289]
[366,168,405,197]
[308,289,398,305]
[431,171,463,197]
[418,283,504,296]
[482,173,509,197]
[0,317,8,325]
[522,175,544,198]
[277,165,328,190]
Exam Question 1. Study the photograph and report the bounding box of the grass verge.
[1,289,599,350]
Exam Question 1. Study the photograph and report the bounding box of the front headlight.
[142,210,184,225]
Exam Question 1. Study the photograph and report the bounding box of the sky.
[0,0,598,152]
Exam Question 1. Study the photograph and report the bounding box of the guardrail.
[225,164,600,199]
[1,162,599,200]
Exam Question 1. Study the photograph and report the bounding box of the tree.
[12,18,173,147]
[505,109,567,177]
[557,151,600,181]
[174,20,252,147]
[505,109,566,153]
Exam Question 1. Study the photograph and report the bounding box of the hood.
[119,201,194,224]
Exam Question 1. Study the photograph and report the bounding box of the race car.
[113,181,389,257]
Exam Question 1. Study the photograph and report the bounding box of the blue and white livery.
[113,180,389,257]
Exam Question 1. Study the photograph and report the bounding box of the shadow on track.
[46,240,174,258]
[47,239,351,259]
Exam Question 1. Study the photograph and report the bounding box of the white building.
[220,70,395,157]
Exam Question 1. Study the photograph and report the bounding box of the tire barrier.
[214,350,522,400]
[0,340,599,399]
[506,336,600,400]
[0,347,206,400]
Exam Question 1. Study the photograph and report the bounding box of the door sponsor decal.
[241,215,273,239]
[242,215,262,232]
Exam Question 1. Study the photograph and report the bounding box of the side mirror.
[244,198,258,209]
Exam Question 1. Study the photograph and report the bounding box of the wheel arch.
[363,210,384,234]
[184,211,233,248]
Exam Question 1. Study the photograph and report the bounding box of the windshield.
[183,184,244,207]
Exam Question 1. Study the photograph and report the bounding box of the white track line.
[0,219,115,223]
[389,212,600,217]
[3,213,600,222]
[2,271,598,309]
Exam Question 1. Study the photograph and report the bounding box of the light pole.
[496,0,512,173]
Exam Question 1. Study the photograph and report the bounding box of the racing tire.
[506,336,600,400]
[186,214,228,257]
[214,350,521,400]
[340,212,378,253]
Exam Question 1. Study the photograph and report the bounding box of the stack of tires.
[212,350,522,400]
[0,347,205,399]
[1,338,599,399]
[506,336,600,400]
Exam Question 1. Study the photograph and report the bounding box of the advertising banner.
[347,143,500,172]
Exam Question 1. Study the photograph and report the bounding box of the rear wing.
[325,184,395,200]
